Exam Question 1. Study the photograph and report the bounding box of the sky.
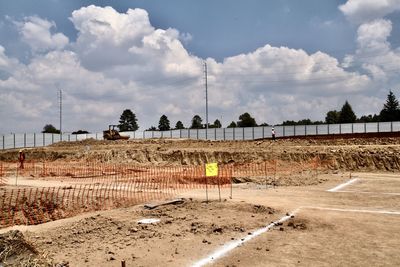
[1,0,400,133]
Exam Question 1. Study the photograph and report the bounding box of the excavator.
[103,125,130,140]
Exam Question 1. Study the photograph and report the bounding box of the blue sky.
[1,0,400,133]
[1,0,355,61]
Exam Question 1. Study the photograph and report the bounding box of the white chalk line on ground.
[327,178,359,192]
[191,210,298,267]
[303,206,400,215]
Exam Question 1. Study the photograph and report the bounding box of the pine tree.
[118,109,139,131]
[213,119,222,128]
[339,101,356,123]
[379,90,400,122]
[227,121,237,128]
[158,115,170,131]
[325,110,340,124]
[190,115,203,129]
[237,112,257,127]
[175,121,184,129]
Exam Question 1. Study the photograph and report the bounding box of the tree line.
[42,90,400,133]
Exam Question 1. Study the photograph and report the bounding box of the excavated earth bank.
[1,137,400,171]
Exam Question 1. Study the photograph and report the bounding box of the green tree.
[213,119,222,128]
[118,109,139,131]
[72,130,89,134]
[147,126,157,131]
[325,110,340,124]
[357,114,380,123]
[190,115,203,129]
[237,112,257,127]
[227,121,237,128]
[175,121,184,129]
[379,90,400,122]
[158,115,170,131]
[42,124,60,134]
[339,101,357,123]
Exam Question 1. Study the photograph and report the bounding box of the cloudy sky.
[1,0,400,133]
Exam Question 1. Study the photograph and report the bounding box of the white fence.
[2,121,400,150]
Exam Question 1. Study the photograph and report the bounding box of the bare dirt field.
[1,137,400,266]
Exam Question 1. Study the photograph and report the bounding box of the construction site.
[0,136,399,266]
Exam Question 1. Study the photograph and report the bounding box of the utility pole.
[204,61,208,140]
[59,89,62,141]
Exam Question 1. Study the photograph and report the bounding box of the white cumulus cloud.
[1,5,396,133]
[16,16,69,52]
[339,0,400,23]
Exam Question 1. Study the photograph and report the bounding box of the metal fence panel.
[366,122,378,133]
[379,122,391,132]
[3,121,400,150]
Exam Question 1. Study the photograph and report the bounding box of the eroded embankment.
[1,138,400,171]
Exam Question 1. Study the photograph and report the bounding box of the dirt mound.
[0,230,52,266]
[2,137,400,172]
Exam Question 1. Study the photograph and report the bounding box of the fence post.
[391,121,393,132]
[52,133,54,144]
[161,131,164,138]
[364,122,366,133]
[283,126,286,137]
[13,133,15,148]
[152,131,154,138]
[43,133,45,146]
[305,125,307,136]
[252,127,254,140]
[223,128,226,140]
[2,135,4,150]
[339,124,342,134]
[233,128,236,141]
[143,131,145,139]
[262,126,265,138]
[377,122,380,133]
[170,130,173,138]
[215,128,217,140]
[352,123,354,134]
[68,134,70,142]
[180,129,182,138]
[242,128,245,140]
[95,133,98,140]
[316,125,318,135]
[328,124,330,134]
[294,126,296,136]
[196,129,199,140]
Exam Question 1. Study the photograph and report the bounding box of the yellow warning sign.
[205,163,218,177]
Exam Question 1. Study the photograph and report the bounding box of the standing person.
[271,127,276,140]
[18,149,25,169]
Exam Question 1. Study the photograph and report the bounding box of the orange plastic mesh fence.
[0,157,329,228]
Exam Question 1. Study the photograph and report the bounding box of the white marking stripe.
[305,206,400,215]
[327,178,359,192]
[191,212,296,267]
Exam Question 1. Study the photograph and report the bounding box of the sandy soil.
[1,138,400,266]
[2,137,400,171]
[1,172,399,266]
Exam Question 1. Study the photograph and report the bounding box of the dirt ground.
[1,138,400,266]
[2,137,400,171]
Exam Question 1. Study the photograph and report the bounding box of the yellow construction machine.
[103,125,130,140]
